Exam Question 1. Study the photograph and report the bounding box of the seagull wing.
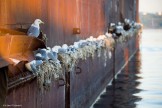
[27,25,40,37]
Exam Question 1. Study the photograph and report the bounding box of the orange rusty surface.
[0,35,46,67]
[5,79,65,108]
[0,0,138,107]
[136,0,140,22]
[0,28,26,35]
[0,0,137,47]
[1,0,137,44]
[124,47,129,74]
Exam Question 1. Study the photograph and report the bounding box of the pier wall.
[0,0,137,46]
[70,34,140,108]
[5,79,65,108]
[0,0,139,108]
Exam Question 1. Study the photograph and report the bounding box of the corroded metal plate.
[0,35,46,68]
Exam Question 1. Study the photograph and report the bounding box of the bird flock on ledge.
[25,19,142,90]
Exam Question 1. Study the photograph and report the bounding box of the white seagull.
[27,19,44,37]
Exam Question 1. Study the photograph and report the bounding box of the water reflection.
[93,51,142,108]
[135,29,162,108]
[93,29,162,108]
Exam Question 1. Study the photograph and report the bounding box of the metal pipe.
[8,73,36,90]
[65,71,70,108]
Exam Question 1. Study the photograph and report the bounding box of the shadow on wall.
[0,67,7,108]
[0,0,136,47]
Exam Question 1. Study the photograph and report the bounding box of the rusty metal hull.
[2,34,140,108]
[0,0,139,108]
[0,0,137,47]
[70,34,140,108]
[5,79,65,108]
[0,35,46,68]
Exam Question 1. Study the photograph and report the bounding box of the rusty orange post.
[136,0,139,22]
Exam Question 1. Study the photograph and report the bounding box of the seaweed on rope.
[26,23,142,90]
[36,60,63,91]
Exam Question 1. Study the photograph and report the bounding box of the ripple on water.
[93,29,162,108]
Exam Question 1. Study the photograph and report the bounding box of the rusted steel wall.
[0,0,106,46]
[136,0,140,22]
[70,33,140,108]
[5,79,65,108]
[0,0,139,108]
[0,0,137,46]
[70,51,114,108]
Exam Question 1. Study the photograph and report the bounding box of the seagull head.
[34,19,44,25]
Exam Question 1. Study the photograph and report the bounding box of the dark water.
[92,29,162,108]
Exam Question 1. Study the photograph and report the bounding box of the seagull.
[80,41,89,48]
[35,47,58,61]
[52,46,61,53]
[27,19,44,37]
[57,44,68,53]
[123,19,131,31]
[46,47,58,61]
[115,22,124,37]
[35,53,43,60]
[112,33,118,40]
[97,35,106,40]
[35,48,47,60]
[86,36,96,41]
[62,44,69,50]
[108,23,116,34]
[52,51,58,61]
[105,32,112,38]
[73,42,80,49]
[25,60,43,72]
[67,45,76,53]
[58,48,67,53]
[131,21,136,29]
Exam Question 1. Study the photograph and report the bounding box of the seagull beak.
[41,21,44,24]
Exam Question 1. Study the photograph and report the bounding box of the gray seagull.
[27,19,44,37]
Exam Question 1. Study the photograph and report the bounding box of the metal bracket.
[75,67,82,74]
[57,78,65,87]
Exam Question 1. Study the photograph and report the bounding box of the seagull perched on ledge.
[27,19,44,37]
